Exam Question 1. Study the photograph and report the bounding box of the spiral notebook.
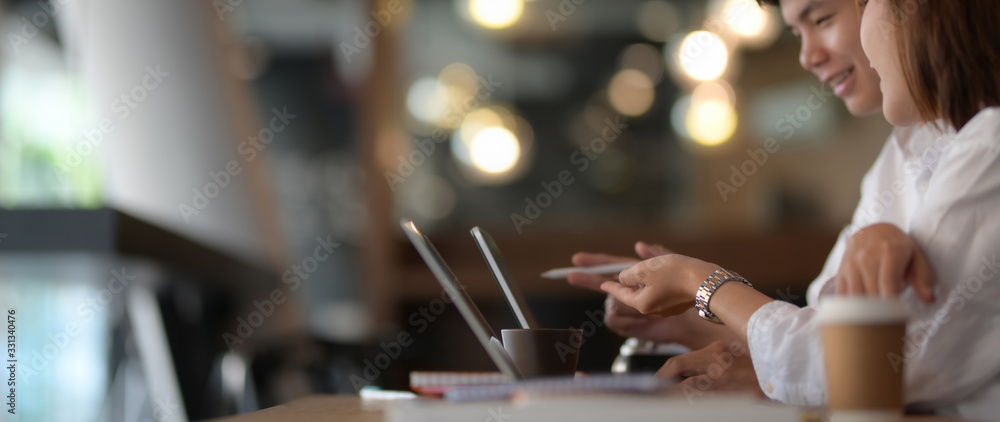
[409,371,510,395]
[442,373,670,402]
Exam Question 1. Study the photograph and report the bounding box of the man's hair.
[872,0,1000,129]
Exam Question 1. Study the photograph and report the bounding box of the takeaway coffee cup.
[818,297,909,422]
[501,329,583,378]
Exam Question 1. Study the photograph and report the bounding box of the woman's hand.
[567,242,671,292]
[567,243,735,348]
[568,242,683,343]
[836,223,935,303]
[600,254,721,318]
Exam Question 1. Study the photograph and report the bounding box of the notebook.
[385,394,804,422]
[409,371,509,395]
[442,373,669,402]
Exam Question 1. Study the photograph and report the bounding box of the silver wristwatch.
[694,269,752,324]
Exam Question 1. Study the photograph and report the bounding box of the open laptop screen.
[400,219,522,380]
[470,227,539,330]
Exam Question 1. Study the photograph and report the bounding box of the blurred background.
[0,0,890,420]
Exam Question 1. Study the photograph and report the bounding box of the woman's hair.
[862,0,1000,130]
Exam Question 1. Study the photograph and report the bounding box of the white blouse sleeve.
[746,110,1000,414]
[746,300,826,404]
[902,125,1000,408]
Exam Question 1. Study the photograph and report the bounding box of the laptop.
[469,226,539,330]
[399,218,523,380]
[401,219,676,396]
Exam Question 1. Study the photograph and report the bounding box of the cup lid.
[817,296,909,325]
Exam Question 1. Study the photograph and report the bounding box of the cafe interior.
[0,0,893,420]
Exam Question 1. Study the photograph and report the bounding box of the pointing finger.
[600,281,640,308]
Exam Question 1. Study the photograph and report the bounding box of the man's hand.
[604,304,739,349]
[658,340,763,397]
[836,223,935,303]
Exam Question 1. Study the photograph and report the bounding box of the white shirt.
[747,107,1000,420]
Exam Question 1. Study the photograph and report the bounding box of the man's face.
[778,0,883,116]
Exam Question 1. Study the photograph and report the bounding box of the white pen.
[540,262,637,279]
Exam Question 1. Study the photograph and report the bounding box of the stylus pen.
[540,262,636,279]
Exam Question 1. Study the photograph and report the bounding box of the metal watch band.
[694,269,752,324]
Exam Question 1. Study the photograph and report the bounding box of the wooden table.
[206,395,975,422]
[209,396,381,422]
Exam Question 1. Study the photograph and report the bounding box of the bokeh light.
[453,107,504,165]
[687,83,738,146]
[670,81,739,146]
[714,0,781,48]
[687,100,737,146]
[670,95,693,139]
[451,105,532,185]
[468,0,524,29]
[406,63,483,128]
[692,80,735,107]
[607,69,655,117]
[470,126,520,173]
[675,30,729,81]
[438,62,479,98]
[406,77,450,125]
